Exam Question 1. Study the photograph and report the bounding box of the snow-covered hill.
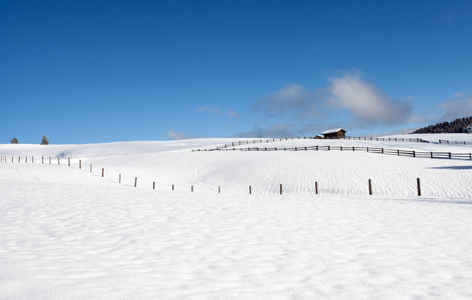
[1,134,471,298]
[2,134,472,198]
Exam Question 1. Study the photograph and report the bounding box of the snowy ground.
[1,134,472,299]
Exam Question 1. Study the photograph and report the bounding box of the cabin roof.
[322,128,346,135]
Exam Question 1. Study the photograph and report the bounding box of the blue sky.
[1,0,471,144]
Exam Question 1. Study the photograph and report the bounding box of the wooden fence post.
[58,157,60,165]
[134,177,137,187]
[49,157,51,164]
[280,184,283,195]
[102,168,104,177]
[119,174,121,183]
[417,178,421,196]
[449,152,451,159]
[218,186,221,193]
[18,156,20,163]
[68,158,70,166]
[79,160,82,169]
[26,157,28,163]
[32,156,34,163]
[12,157,13,163]
[172,184,174,191]
[191,185,194,192]
[90,164,92,173]
[153,182,155,189]
[368,179,372,195]
[315,182,318,194]
[249,186,252,194]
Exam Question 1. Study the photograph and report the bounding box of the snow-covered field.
[1,134,472,299]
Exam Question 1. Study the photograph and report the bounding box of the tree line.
[411,116,472,134]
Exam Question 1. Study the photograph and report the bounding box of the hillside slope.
[1,136,472,298]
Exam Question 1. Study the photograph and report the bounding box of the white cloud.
[236,123,296,138]
[227,110,240,118]
[327,71,412,125]
[252,72,412,127]
[437,95,472,121]
[244,70,421,137]
[375,128,417,136]
[166,129,190,140]
[263,84,307,112]
[197,106,240,118]
[252,84,320,118]
[197,106,222,115]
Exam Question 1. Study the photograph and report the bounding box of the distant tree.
[411,116,472,134]
[40,135,49,145]
[10,138,18,144]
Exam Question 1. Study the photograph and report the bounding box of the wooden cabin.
[322,128,346,139]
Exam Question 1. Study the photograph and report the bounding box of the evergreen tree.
[10,138,18,144]
[40,135,49,145]
[411,116,472,134]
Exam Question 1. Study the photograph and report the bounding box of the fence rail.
[214,136,432,150]
[439,139,472,145]
[192,145,472,160]
[206,135,472,154]
[345,136,429,143]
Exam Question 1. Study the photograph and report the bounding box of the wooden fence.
[214,135,431,150]
[439,139,472,145]
[345,136,429,143]
[192,145,472,160]
[0,154,459,198]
